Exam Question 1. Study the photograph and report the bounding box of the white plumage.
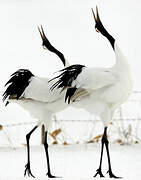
[73,42,132,106]
[73,67,116,90]
[24,77,64,103]
[70,42,133,127]
[10,77,68,127]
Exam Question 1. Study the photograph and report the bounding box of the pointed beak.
[38,25,48,49]
[91,8,97,23]
[91,6,101,32]
[96,6,101,22]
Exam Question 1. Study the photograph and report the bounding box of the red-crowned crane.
[50,7,133,178]
[2,26,69,178]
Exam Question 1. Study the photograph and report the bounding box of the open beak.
[91,6,101,32]
[38,25,48,49]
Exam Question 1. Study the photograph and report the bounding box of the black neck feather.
[43,39,66,66]
[100,27,115,50]
[105,33,115,51]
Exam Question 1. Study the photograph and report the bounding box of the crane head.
[38,25,66,67]
[38,25,50,50]
[91,6,106,35]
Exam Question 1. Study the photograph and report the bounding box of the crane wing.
[75,67,116,90]
[3,69,64,104]
[50,65,116,104]
[23,77,64,103]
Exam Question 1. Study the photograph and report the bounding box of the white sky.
[0,0,141,123]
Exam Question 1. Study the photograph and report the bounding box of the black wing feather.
[3,69,34,103]
[50,64,85,103]
[50,64,85,89]
[65,87,77,104]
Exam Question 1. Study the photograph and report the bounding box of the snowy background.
[0,0,141,179]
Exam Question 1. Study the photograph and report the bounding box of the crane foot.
[24,163,35,178]
[94,168,105,178]
[46,172,61,178]
[107,170,122,178]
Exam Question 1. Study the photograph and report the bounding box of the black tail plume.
[3,69,34,102]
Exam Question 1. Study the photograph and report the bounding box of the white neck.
[64,58,70,67]
[112,42,130,72]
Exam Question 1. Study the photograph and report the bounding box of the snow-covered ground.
[0,144,140,180]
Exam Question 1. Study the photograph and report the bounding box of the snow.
[0,144,140,180]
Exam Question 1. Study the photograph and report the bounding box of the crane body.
[2,26,68,178]
[50,7,133,178]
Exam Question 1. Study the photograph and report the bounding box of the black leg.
[44,131,58,178]
[24,125,38,178]
[104,128,121,178]
[94,129,105,178]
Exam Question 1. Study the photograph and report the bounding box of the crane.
[50,7,133,178]
[2,26,69,178]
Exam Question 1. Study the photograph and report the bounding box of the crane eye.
[95,27,99,33]
[43,45,47,50]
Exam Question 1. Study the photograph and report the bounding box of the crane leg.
[104,128,121,178]
[24,125,38,178]
[94,128,106,178]
[44,131,57,178]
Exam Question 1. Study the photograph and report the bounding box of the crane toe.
[94,168,105,178]
[107,170,122,178]
[24,163,35,178]
[46,172,61,178]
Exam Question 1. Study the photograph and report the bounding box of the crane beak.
[91,8,97,22]
[38,25,48,49]
[91,6,101,33]
[38,25,47,40]
[96,6,101,23]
